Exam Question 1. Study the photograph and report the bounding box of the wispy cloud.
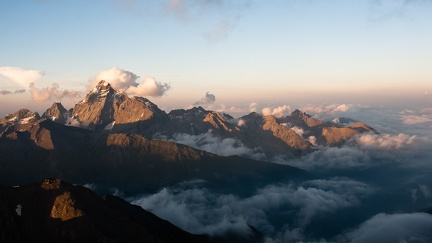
[0,89,26,95]
[29,82,82,103]
[194,91,216,107]
[0,66,44,88]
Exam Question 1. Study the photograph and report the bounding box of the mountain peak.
[42,102,69,123]
[95,80,112,91]
[290,109,308,117]
[1,109,40,125]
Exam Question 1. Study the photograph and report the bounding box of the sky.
[1,0,431,117]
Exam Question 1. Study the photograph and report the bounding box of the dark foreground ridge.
[0,179,264,243]
[0,179,205,243]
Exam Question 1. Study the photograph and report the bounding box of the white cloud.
[125,77,171,97]
[172,132,266,160]
[89,67,170,97]
[290,126,304,137]
[262,105,290,118]
[249,102,258,112]
[300,104,352,116]
[400,109,432,125]
[0,66,44,88]
[89,66,138,90]
[352,133,417,150]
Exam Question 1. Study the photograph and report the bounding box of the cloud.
[352,133,417,150]
[0,89,27,95]
[161,0,249,42]
[89,67,170,97]
[29,82,82,103]
[290,126,304,137]
[300,104,353,116]
[89,66,138,90]
[419,184,431,199]
[369,0,432,21]
[194,92,216,107]
[249,102,258,112]
[163,0,225,22]
[262,105,290,118]
[400,109,432,125]
[125,77,171,97]
[172,132,266,160]
[0,66,45,88]
[67,118,91,128]
[345,213,432,243]
[215,105,246,117]
[131,178,373,238]
[204,19,235,42]
[0,90,11,95]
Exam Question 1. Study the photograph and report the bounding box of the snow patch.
[104,121,116,131]
[16,204,22,216]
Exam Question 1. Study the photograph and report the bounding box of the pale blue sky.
[0,0,431,116]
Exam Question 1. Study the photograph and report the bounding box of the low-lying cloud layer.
[171,132,265,160]
[344,213,432,243]
[132,178,374,238]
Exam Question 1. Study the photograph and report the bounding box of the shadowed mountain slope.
[0,119,312,196]
[0,179,208,243]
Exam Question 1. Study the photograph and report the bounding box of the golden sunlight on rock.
[50,192,84,221]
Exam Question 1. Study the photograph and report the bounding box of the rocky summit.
[71,80,169,136]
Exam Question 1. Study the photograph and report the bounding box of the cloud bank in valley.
[171,132,265,160]
[344,213,432,243]
[89,67,171,97]
[132,178,374,239]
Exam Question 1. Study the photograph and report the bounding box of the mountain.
[42,102,70,124]
[0,109,40,125]
[71,80,170,136]
[0,178,208,243]
[1,81,376,160]
[0,118,312,196]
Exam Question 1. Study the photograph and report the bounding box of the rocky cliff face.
[0,109,40,125]
[71,80,169,136]
[42,102,70,124]
[0,179,206,243]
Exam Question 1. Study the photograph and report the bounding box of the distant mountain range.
[2,80,375,157]
[0,81,376,193]
[0,81,378,242]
